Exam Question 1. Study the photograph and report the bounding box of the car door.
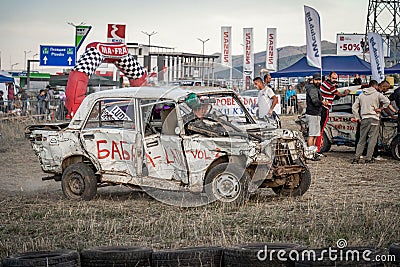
[140,100,189,184]
[80,98,140,177]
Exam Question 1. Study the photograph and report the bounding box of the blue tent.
[270,55,372,78]
[385,63,400,74]
[0,71,14,83]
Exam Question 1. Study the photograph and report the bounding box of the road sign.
[40,45,76,67]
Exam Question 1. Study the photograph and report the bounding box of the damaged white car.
[26,87,312,206]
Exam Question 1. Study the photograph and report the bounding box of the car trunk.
[25,122,70,138]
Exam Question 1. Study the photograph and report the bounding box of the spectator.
[262,74,279,115]
[352,74,362,86]
[0,91,5,113]
[285,85,297,114]
[389,85,400,156]
[352,80,390,164]
[37,89,47,119]
[305,73,327,161]
[17,86,28,116]
[7,83,15,112]
[254,76,280,127]
[371,80,397,160]
[317,72,350,154]
[45,85,55,117]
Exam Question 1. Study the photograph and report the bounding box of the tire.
[204,163,250,205]
[390,136,400,160]
[152,246,223,267]
[293,247,387,266]
[389,243,400,264]
[2,249,80,267]
[272,167,311,197]
[320,132,331,153]
[80,246,152,267]
[223,243,302,267]
[61,162,97,201]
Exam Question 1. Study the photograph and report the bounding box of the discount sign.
[336,33,367,56]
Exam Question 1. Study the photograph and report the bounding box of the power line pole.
[366,0,400,66]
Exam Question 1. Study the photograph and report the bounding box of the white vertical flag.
[266,28,277,71]
[221,26,232,67]
[243,28,254,78]
[367,32,385,82]
[304,6,322,68]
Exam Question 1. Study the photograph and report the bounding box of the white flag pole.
[367,32,385,82]
[304,5,322,73]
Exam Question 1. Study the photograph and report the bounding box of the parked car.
[240,89,258,97]
[295,87,399,160]
[26,86,313,206]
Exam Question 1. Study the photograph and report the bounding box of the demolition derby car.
[295,86,399,160]
[26,86,313,206]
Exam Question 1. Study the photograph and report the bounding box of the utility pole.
[142,31,157,72]
[197,38,209,83]
[11,63,19,71]
[24,50,31,71]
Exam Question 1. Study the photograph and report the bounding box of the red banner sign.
[96,43,128,58]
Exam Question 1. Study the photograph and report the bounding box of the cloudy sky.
[0,0,367,71]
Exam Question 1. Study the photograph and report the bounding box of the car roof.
[69,86,236,128]
[85,86,234,101]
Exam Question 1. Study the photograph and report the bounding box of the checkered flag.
[115,54,147,80]
[73,47,104,76]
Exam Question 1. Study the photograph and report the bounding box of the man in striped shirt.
[316,72,350,153]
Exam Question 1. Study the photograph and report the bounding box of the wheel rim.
[68,172,85,195]
[213,173,240,202]
[395,142,400,158]
[287,173,301,189]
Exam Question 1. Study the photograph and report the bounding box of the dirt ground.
[1,116,398,199]
[0,116,399,260]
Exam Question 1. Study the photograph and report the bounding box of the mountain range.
[212,40,337,77]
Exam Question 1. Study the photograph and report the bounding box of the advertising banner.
[336,33,366,56]
[243,28,254,90]
[266,28,277,71]
[368,32,385,82]
[221,26,232,67]
[75,25,92,52]
[304,5,322,68]
[107,24,126,43]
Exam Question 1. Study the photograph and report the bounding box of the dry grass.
[0,117,399,260]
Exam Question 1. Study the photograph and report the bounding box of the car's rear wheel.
[272,167,311,197]
[390,135,400,160]
[204,163,250,205]
[62,163,97,200]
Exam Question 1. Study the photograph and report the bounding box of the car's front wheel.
[272,167,311,197]
[62,163,97,200]
[204,163,250,205]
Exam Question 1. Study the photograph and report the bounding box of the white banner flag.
[368,32,385,83]
[243,28,254,78]
[304,6,322,68]
[266,28,277,71]
[221,26,232,67]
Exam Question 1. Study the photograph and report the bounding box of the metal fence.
[278,93,305,115]
[0,98,67,121]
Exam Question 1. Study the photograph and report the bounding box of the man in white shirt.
[253,76,278,119]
